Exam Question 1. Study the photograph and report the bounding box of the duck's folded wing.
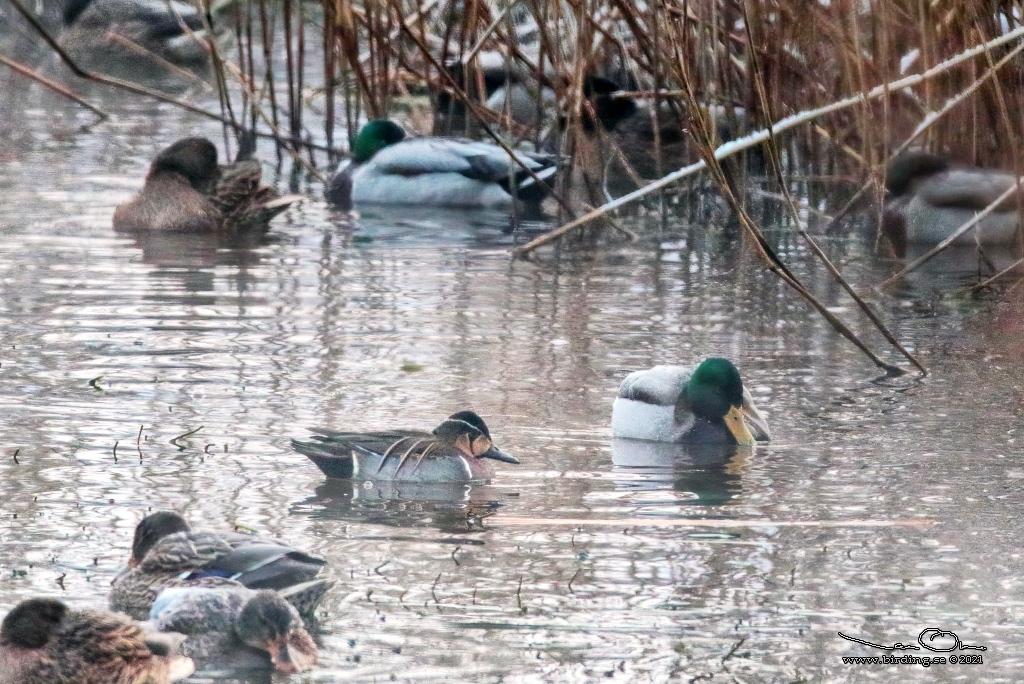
[190,539,326,590]
[617,365,694,406]
[139,531,233,574]
[303,429,433,453]
[919,168,1024,211]
[79,0,204,32]
[295,429,436,479]
[368,139,553,181]
[279,578,335,615]
[211,160,261,207]
[366,139,480,176]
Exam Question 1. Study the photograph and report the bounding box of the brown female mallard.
[110,511,331,621]
[0,597,193,683]
[113,137,300,233]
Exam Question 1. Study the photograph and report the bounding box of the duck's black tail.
[498,159,560,205]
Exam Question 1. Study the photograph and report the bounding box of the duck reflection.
[901,244,1024,284]
[611,438,750,506]
[291,478,508,533]
[334,201,553,247]
[123,229,270,303]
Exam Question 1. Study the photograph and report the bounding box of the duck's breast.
[612,365,699,443]
[611,398,696,443]
[372,450,494,482]
[113,175,219,233]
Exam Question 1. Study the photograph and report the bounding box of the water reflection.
[611,438,748,506]
[895,244,1024,289]
[2,45,1024,682]
[292,479,507,533]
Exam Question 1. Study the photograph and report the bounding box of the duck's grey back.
[616,365,694,406]
[916,166,1022,211]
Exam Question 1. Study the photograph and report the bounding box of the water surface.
[0,72,1022,684]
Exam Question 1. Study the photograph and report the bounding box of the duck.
[113,136,300,233]
[110,511,332,620]
[144,587,317,673]
[881,151,1023,257]
[611,358,771,445]
[0,597,194,684]
[58,0,225,75]
[325,119,560,210]
[293,410,519,483]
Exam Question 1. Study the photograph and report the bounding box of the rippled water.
[0,64,1023,683]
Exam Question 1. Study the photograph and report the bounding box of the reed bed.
[8,0,1024,372]
[12,0,1024,207]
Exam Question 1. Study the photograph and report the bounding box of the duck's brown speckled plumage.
[0,598,193,684]
[113,137,299,234]
[110,512,329,621]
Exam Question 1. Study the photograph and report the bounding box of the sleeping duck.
[325,119,560,210]
[113,137,300,233]
[145,587,317,673]
[0,597,193,684]
[611,358,771,445]
[110,511,332,620]
[58,0,225,76]
[882,151,1023,256]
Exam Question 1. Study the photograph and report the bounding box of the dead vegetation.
[7,0,1024,372]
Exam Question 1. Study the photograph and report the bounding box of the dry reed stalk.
[0,54,107,120]
[738,6,926,375]
[664,9,904,376]
[512,21,1024,257]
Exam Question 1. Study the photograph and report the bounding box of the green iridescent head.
[687,358,745,418]
[351,119,406,163]
[685,358,760,445]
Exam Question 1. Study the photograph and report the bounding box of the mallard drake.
[882,151,1022,257]
[293,410,519,483]
[611,359,771,445]
[145,587,317,673]
[0,597,193,684]
[113,137,300,233]
[110,511,332,620]
[325,119,559,210]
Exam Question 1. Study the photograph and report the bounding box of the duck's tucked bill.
[113,137,301,234]
[0,597,194,683]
